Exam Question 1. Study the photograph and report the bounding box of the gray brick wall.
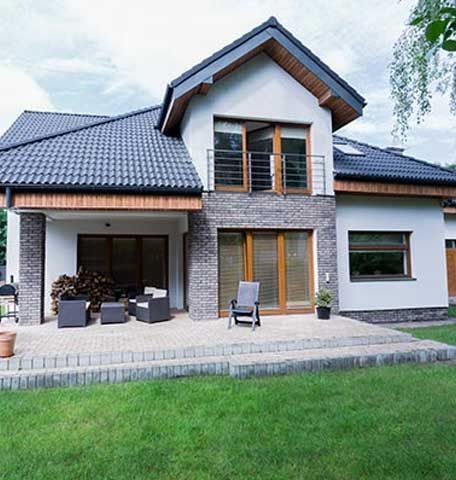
[187,192,338,320]
[339,307,448,323]
[18,213,46,325]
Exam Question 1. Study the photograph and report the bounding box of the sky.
[0,0,455,164]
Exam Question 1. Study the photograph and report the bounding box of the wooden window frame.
[77,234,169,290]
[213,117,312,195]
[218,229,315,316]
[348,231,412,282]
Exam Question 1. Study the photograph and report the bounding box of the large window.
[213,118,310,193]
[348,232,411,280]
[218,230,313,314]
[78,235,168,292]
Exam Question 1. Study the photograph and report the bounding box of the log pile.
[51,267,115,314]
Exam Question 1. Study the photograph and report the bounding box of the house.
[1,17,456,326]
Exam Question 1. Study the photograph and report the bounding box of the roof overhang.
[2,189,202,211]
[334,179,456,198]
[158,17,366,135]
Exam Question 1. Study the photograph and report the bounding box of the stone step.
[230,340,456,378]
[0,331,414,372]
[0,340,454,390]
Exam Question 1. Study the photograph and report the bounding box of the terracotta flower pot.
[0,331,17,358]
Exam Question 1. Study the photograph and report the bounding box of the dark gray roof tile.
[0,107,203,193]
[333,135,456,186]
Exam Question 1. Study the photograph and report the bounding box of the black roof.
[0,108,453,194]
[0,107,203,193]
[333,135,456,186]
[158,16,366,131]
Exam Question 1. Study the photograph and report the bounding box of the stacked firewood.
[50,267,115,314]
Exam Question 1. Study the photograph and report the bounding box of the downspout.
[5,187,12,209]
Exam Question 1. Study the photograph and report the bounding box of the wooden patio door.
[218,230,314,315]
[446,244,456,296]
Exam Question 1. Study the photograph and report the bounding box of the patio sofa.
[58,295,91,328]
[135,288,170,323]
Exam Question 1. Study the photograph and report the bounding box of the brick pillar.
[18,213,46,325]
[187,210,218,320]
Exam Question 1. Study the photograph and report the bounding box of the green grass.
[401,323,456,346]
[448,306,456,318]
[1,365,456,479]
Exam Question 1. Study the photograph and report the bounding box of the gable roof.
[333,135,456,186]
[158,17,366,134]
[0,107,203,193]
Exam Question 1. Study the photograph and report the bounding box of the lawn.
[448,306,456,318]
[1,364,456,479]
[400,324,456,346]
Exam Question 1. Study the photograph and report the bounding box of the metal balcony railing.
[206,149,327,195]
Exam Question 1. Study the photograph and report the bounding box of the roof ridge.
[169,16,365,104]
[23,109,110,118]
[333,134,456,176]
[169,17,275,88]
[0,104,162,153]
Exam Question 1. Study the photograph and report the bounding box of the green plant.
[315,287,333,308]
[390,0,456,138]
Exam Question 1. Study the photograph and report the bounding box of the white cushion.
[144,286,168,298]
[129,299,137,304]
[137,302,149,309]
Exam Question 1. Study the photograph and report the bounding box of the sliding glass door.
[218,230,313,314]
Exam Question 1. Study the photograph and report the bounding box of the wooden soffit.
[334,179,456,198]
[444,206,456,214]
[0,193,5,208]
[162,32,365,134]
[8,192,202,211]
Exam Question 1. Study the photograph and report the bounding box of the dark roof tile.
[333,135,456,186]
[0,107,203,193]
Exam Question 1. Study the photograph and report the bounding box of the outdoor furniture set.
[57,287,171,328]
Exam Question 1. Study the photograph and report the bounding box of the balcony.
[206,149,327,195]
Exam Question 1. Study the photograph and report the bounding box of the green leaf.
[426,20,447,42]
[440,7,456,17]
[442,39,456,51]
[410,15,424,26]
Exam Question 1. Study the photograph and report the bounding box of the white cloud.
[0,64,54,135]
[0,0,453,163]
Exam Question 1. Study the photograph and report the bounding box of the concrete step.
[1,340,454,390]
[0,331,414,372]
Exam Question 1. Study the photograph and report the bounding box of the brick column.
[187,209,219,320]
[18,213,46,325]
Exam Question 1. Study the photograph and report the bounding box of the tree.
[390,0,456,138]
[0,209,6,266]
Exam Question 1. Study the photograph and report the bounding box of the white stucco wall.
[180,53,334,194]
[44,213,187,315]
[336,196,448,311]
[6,210,19,283]
[444,214,456,239]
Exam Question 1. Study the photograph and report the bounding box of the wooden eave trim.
[9,192,202,211]
[163,36,363,133]
[334,179,456,198]
[444,207,456,214]
[0,193,5,208]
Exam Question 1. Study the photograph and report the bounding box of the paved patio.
[0,312,412,358]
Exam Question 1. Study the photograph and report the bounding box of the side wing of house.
[334,137,456,322]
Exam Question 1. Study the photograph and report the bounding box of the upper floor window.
[349,231,411,280]
[213,118,310,193]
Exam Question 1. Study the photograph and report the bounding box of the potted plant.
[0,331,17,358]
[315,287,333,320]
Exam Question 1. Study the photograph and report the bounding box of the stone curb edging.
[0,340,454,391]
[0,333,413,372]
